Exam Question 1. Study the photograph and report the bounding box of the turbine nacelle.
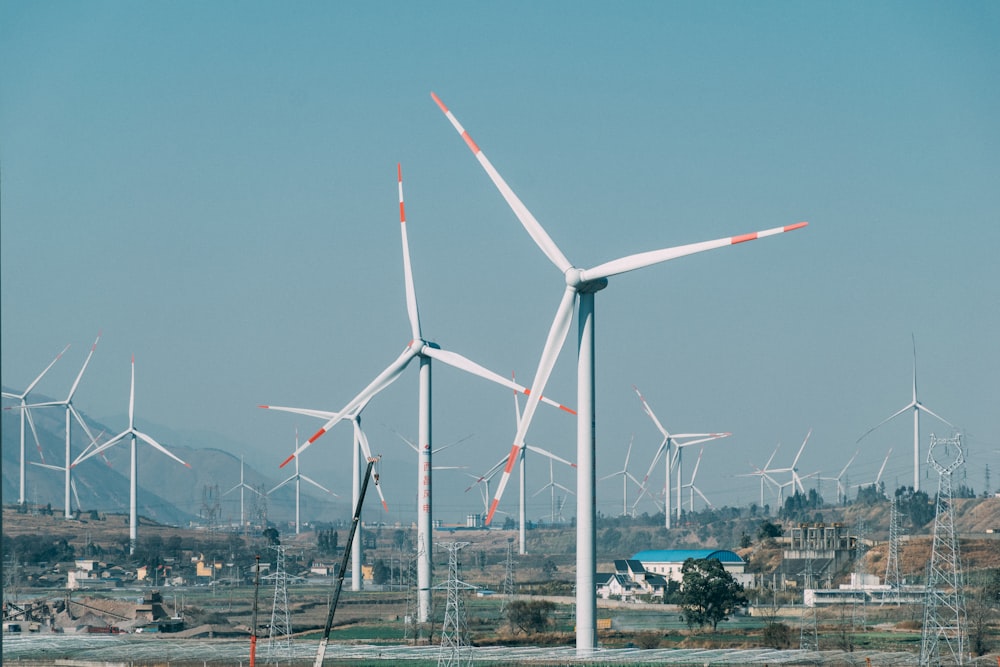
[565,268,608,293]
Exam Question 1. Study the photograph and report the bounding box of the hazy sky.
[2,2,998,525]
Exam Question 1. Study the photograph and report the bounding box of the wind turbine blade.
[431,92,572,274]
[23,344,71,396]
[582,223,808,282]
[765,443,781,470]
[916,403,955,428]
[300,474,337,496]
[693,486,713,508]
[398,163,422,341]
[554,482,575,496]
[424,347,576,414]
[352,420,388,512]
[387,424,419,453]
[639,437,669,486]
[67,332,101,401]
[73,431,128,466]
[632,385,670,437]
[128,355,138,429]
[674,433,732,448]
[857,403,912,442]
[525,445,575,468]
[486,287,577,525]
[283,347,416,467]
[876,448,893,484]
[690,449,704,482]
[268,476,296,495]
[624,434,634,469]
[259,405,337,420]
[839,449,860,479]
[791,429,812,468]
[134,431,192,468]
[31,461,65,472]
[465,457,507,492]
[24,409,46,464]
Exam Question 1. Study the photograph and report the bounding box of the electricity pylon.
[265,544,292,660]
[436,542,475,667]
[882,495,903,605]
[919,434,968,666]
[799,556,818,652]
[499,538,515,617]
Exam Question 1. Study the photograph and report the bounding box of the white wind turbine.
[737,443,782,509]
[73,355,191,554]
[766,429,813,503]
[264,164,571,623]
[632,385,730,527]
[818,448,859,506]
[533,455,575,524]
[2,344,69,505]
[681,448,715,512]
[28,333,103,518]
[433,91,808,653]
[268,404,384,592]
[858,335,953,493]
[599,434,643,517]
[851,447,894,498]
[224,456,262,530]
[268,430,338,535]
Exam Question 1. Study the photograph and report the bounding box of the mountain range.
[1,388,349,529]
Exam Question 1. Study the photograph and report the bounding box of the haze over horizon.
[3,2,998,526]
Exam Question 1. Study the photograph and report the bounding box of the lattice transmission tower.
[436,542,475,667]
[499,538,515,617]
[852,518,868,632]
[919,433,968,666]
[799,557,818,652]
[881,495,903,605]
[265,544,292,660]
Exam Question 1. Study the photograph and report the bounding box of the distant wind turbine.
[268,430,338,535]
[858,335,953,492]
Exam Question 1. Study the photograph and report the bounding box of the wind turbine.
[433,91,808,653]
[2,344,69,505]
[224,456,262,530]
[265,164,571,624]
[851,447,893,498]
[73,355,191,554]
[599,434,642,517]
[737,443,782,509]
[533,455,575,524]
[268,430,338,535]
[766,429,813,502]
[632,385,730,527]
[858,335,953,493]
[28,333,103,518]
[818,448,859,506]
[681,448,715,512]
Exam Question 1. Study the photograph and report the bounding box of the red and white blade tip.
[280,454,295,469]
[732,222,808,245]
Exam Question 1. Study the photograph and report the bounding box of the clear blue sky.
[3,2,998,524]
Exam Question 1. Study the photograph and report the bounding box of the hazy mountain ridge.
[1,387,348,527]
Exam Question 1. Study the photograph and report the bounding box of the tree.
[756,520,783,541]
[506,599,556,634]
[372,559,390,585]
[262,527,280,545]
[679,557,747,630]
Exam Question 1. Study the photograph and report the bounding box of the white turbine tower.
[268,430,338,535]
[599,434,642,517]
[266,164,571,624]
[224,456,262,530]
[74,355,191,554]
[632,385,730,528]
[433,91,808,653]
[858,335,953,492]
[28,333,103,518]
[2,344,69,505]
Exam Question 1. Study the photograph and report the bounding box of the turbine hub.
[564,268,608,293]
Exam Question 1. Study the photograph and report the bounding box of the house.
[595,560,670,600]
[631,549,749,587]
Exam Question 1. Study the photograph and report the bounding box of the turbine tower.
[858,335,953,492]
[266,165,571,624]
[74,355,191,554]
[433,91,808,653]
[224,456,261,531]
[2,344,69,505]
[599,434,642,517]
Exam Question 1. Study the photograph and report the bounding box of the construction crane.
[249,554,261,667]
[314,456,380,667]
